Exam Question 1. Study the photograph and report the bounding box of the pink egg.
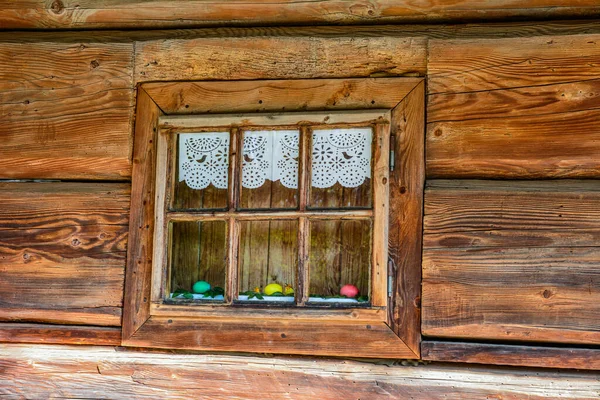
[340,284,359,298]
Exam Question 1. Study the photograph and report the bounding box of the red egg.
[340,284,359,298]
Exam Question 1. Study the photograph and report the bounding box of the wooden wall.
[422,33,600,347]
[1,17,600,395]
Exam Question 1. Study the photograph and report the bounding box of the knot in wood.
[50,0,65,14]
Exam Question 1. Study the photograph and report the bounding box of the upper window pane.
[239,130,299,210]
[173,132,230,210]
[309,128,373,209]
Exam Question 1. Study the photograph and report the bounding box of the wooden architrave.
[122,78,424,359]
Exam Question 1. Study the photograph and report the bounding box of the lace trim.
[178,128,371,190]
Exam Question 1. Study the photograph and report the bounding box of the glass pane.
[308,219,371,304]
[309,127,372,209]
[173,132,229,210]
[238,220,298,302]
[168,220,227,302]
[240,130,299,210]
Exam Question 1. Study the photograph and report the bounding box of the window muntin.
[155,111,389,309]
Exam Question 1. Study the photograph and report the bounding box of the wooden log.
[0,40,134,180]
[428,34,600,94]
[0,323,121,346]
[427,108,600,179]
[1,343,600,399]
[427,34,600,179]
[0,182,130,326]
[422,341,600,371]
[2,1,600,30]
[422,180,600,345]
[135,36,426,83]
[424,180,600,248]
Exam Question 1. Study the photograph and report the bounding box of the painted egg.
[264,283,283,296]
[284,284,295,296]
[192,280,211,294]
[340,284,359,298]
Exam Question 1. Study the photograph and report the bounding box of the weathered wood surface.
[0,182,129,326]
[422,180,600,345]
[388,82,425,356]
[125,317,413,359]
[422,341,600,371]
[0,323,121,346]
[0,40,134,180]
[144,78,422,115]
[135,36,426,83]
[2,344,600,399]
[427,34,600,179]
[3,1,600,30]
[122,89,161,339]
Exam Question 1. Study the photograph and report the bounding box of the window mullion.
[226,127,241,304]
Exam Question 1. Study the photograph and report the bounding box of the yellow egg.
[264,283,283,296]
[284,284,294,295]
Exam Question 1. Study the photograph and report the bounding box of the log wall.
[1,15,600,396]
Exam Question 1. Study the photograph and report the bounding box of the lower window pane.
[238,220,298,302]
[169,220,227,301]
[309,219,371,304]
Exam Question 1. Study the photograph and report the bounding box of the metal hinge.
[388,258,394,297]
[389,134,396,171]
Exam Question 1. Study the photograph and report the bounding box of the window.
[124,78,424,359]
[159,111,389,309]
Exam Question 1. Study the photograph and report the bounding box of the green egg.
[192,280,211,294]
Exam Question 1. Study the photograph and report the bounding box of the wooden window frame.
[123,78,425,359]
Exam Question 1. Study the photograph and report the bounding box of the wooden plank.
[144,78,422,115]
[427,35,600,180]
[423,181,600,345]
[423,247,600,345]
[422,341,600,371]
[428,34,600,94]
[0,182,129,327]
[136,36,426,83]
[424,180,600,249]
[428,79,600,123]
[3,21,600,44]
[122,88,162,340]
[3,1,600,29]
[427,107,600,179]
[0,40,134,180]
[160,110,390,130]
[125,317,414,359]
[2,344,600,399]
[388,82,425,357]
[0,323,121,346]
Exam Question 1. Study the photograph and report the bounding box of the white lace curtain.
[178,128,372,190]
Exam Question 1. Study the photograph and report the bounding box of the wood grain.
[0,182,129,326]
[0,323,121,346]
[388,82,425,357]
[122,89,162,339]
[422,341,600,371]
[136,36,426,83]
[3,1,600,29]
[427,34,600,179]
[422,180,600,345]
[428,34,600,95]
[144,78,422,115]
[424,180,600,248]
[0,40,134,180]
[2,343,600,399]
[125,317,413,359]
[427,107,600,179]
